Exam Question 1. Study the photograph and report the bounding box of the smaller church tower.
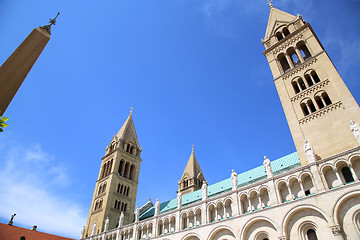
[178,146,206,195]
[262,4,360,165]
[84,110,142,237]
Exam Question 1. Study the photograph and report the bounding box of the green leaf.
[0,128,3,132]
[0,123,8,128]
[2,117,9,121]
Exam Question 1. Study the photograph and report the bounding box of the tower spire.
[178,146,206,195]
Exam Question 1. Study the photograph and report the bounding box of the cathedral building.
[81,5,360,240]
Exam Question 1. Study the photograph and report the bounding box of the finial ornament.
[192,144,194,151]
[267,0,274,8]
[130,106,133,115]
[40,12,60,34]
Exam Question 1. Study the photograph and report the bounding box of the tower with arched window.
[84,111,142,237]
[262,5,360,165]
[178,147,206,195]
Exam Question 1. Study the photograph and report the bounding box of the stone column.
[348,163,359,181]
[202,202,207,224]
[286,183,294,200]
[153,219,157,237]
[175,210,180,232]
[330,225,345,240]
[298,180,305,197]
[268,180,280,205]
[248,197,252,212]
[258,193,263,209]
[295,48,305,63]
[0,27,51,114]
[231,192,240,216]
[310,165,326,192]
[132,226,137,240]
[334,168,344,186]
[285,54,295,68]
[239,198,244,215]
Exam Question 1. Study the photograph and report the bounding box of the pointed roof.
[264,6,297,39]
[116,112,140,147]
[180,148,204,180]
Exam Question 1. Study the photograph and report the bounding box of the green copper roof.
[139,152,300,221]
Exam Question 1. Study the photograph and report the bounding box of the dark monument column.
[0,13,59,114]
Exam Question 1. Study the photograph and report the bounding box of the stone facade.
[82,6,360,240]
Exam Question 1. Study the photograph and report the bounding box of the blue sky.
[0,0,359,238]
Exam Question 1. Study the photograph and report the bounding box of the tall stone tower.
[84,111,142,237]
[178,147,205,195]
[262,5,360,165]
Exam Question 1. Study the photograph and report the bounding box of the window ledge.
[298,101,342,124]
[282,57,317,80]
[290,79,329,102]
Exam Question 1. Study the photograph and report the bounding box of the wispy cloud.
[0,135,86,238]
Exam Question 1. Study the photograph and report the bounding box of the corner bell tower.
[262,5,360,165]
[84,111,142,237]
[178,146,206,195]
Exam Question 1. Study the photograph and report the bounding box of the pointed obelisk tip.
[130,106,133,115]
[267,0,274,9]
[40,12,60,34]
[191,144,194,152]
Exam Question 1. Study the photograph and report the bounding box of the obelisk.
[0,13,59,114]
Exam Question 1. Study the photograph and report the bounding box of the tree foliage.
[0,111,9,132]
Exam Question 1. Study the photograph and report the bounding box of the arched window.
[107,159,113,176]
[314,95,325,109]
[297,42,312,60]
[307,99,316,113]
[103,182,107,193]
[124,162,130,178]
[306,229,318,240]
[126,144,130,153]
[118,160,124,176]
[288,48,300,66]
[283,27,290,36]
[276,32,284,41]
[278,53,291,73]
[301,102,310,116]
[98,185,103,195]
[304,74,314,87]
[321,92,332,105]
[129,165,135,181]
[130,146,134,155]
[117,184,121,193]
[311,71,320,83]
[111,141,116,151]
[101,162,107,178]
[298,78,306,90]
[341,167,355,183]
[292,81,300,94]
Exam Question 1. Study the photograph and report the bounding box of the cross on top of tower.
[267,0,274,8]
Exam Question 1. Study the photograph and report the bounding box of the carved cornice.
[263,23,309,56]
[272,32,304,56]
[331,225,343,236]
[290,79,329,102]
[282,57,317,80]
[298,101,342,124]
